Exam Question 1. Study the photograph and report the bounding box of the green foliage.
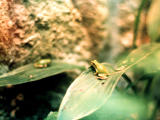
[116,44,160,70]
[133,49,160,75]
[133,0,147,48]
[58,63,121,120]
[147,0,160,42]
[82,91,155,120]
[150,74,160,100]
[132,48,160,96]
[0,61,84,87]
[0,64,9,75]
[2,1,160,120]
[45,112,58,120]
[45,92,155,120]
[57,44,160,120]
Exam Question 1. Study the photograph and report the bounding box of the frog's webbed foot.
[94,73,97,76]
[97,75,109,80]
[97,76,106,80]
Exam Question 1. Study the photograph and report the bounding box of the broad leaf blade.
[0,61,84,86]
[58,64,123,120]
[82,91,155,120]
[57,44,160,120]
[44,112,58,120]
[116,44,160,71]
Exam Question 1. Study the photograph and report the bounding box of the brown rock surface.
[0,0,108,68]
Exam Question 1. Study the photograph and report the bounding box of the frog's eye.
[91,60,97,64]
[92,60,96,63]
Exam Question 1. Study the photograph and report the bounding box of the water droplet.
[29,75,33,78]
[122,60,127,64]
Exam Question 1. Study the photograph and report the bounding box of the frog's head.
[90,60,98,67]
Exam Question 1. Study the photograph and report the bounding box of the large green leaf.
[0,61,84,86]
[57,44,160,120]
[45,112,58,120]
[58,63,122,120]
[46,92,154,120]
[82,91,155,120]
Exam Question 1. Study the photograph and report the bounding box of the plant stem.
[122,73,137,93]
[133,0,147,49]
[139,74,154,94]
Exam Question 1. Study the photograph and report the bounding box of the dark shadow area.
[0,73,73,120]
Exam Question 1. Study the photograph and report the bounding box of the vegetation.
[0,0,160,120]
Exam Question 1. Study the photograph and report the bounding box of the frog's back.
[99,64,108,73]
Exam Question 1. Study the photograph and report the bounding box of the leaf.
[44,112,58,120]
[150,74,160,99]
[82,91,155,120]
[0,64,9,75]
[116,44,160,71]
[133,50,160,75]
[57,44,160,120]
[58,64,122,120]
[147,0,160,42]
[0,61,84,86]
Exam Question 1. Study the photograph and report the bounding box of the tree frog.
[90,60,109,80]
[34,59,51,68]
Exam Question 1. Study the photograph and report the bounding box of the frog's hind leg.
[97,76,105,80]
[44,64,47,68]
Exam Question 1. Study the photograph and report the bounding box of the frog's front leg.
[94,69,99,76]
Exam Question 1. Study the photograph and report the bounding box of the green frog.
[34,59,51,68]
[90,60,109,80]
